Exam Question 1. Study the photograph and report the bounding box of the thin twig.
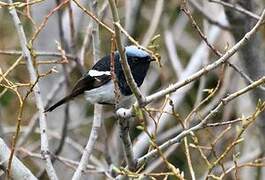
[18,148,105,173]
[108,0,146,106]
[209,0,260,20]
[142,0,164,47]
[0,0,43,8]
[72,1,104,179]
[8,1,58,179]
[189,0,230,30]
[30,0,69,45]
[205,118,242,127]
[72,0,114,34]
[208,102,265,174]
[117,9,265,119]
[182,3,265,91]
[0,50,76,59]
[108,0,138,170]
[0,138,38,180]
[17,66,72,147]
[137,75,265,168]
[146,9,265,106]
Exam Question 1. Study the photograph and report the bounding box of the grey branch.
[209,0,261,20]
[72,1,104,179]
[117,9,265,119]
[0,138,38,180]
[8,1,58,179]
[137,75,265,168]
[108,0,138,171]
[0,50,76,59]
[108,0,145,106]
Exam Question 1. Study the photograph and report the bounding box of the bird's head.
[114,45,154,95]
[125,46,154,65]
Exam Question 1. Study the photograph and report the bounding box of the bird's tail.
[44,95,73,112]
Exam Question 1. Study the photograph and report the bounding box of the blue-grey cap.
[125,45,150,58]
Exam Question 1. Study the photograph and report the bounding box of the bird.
[44,45,154,112]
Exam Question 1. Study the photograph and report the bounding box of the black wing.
[45,55,113,112]
[45,72,111,112]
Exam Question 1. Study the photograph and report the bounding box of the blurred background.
[0,0,265,179]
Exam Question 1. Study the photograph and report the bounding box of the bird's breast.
[84,80,133,107]
[84,81,115,104]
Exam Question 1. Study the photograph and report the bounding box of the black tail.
[44,95,73,112]
[44,74,95,113]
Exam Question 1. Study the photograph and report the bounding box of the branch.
[133,16,224,157]
[209,0,260,20]
[0,138,38,180]
[182,2,265,91]
[142,0,164,47]
[117,8,265,118]
[108,0,146,106]
[72,1,104,179]
[17,63,74,147]
[72,0,114,34]
[108,0,138,171]
[0,50,76,59]
[8,2,58,180]
[137,75,265,168]
[189,0,230,30]
[72,105,103,180]
[18,148,113,176]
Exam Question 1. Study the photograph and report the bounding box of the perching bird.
[45,45,154,112]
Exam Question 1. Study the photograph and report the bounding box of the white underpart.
[88,69,111,77]
[84,81,133,107]
[85,81,115,104]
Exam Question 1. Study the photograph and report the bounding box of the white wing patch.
[88,70,111,77]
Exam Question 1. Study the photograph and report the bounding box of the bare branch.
[108,0,146,106]
[0,138,38,180]
[142,0,164,47]
[209,0,261,20]
[0,50,76,59]
[118,9,265,118]
[108,0,137,170]
[189,0,230,30]
[137,75,265,168]
[8,2,58,179]
[72,105,103,180]
[72,1,104,179]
